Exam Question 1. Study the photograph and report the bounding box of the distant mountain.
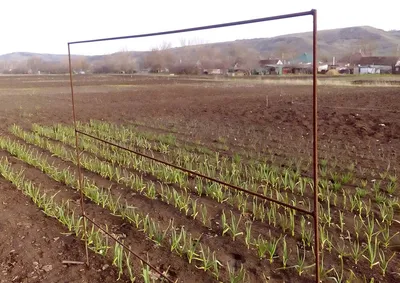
[389,30,400,39]
[0,51,144,67]
[0,52,71,62]
[224,26,400,59]
[1,26,399,70]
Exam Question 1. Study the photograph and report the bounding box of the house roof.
[193,60,225,69]
[293,53,313,64]
[259,59,281,65]
[358,56,399,66]
[338,52,363,64]
[284,64,312,69]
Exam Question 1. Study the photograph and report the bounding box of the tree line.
[1,38,396,75]
[0,43,266,75]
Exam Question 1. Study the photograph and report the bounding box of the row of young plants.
[23,126,400,281]
[24,124,326,254]
[2,132,393,283]
[90,122,397,225]
[0,157,160,283]
[40,121,398,209]
[11,124,322,280]
[114,118,393,172]
[14,123,400,278]
[29,122,400,281]
[30,123,399,239]
[74,120,397,190]
[21,128,330,280]
[0,135,255,282]
[36,122,317,197]
[29,123,315,221]
[81,120,391,179]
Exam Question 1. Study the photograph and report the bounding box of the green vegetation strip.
[72,120,398,200]
[0,157,143,282]
[0,135,237,282]
[36,121,317,199]
[10,124,400,281]
[30,123,400,234]
[11,124,303,279]
[29,123,313,224]
[24,124,322,260]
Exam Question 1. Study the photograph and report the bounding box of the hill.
[1,26,399,73]
[220,26,399,60]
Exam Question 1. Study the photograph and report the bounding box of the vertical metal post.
[312,9,320,283]
[68,43,90,266]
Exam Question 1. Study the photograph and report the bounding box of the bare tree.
[112,50,137,73]
[27,56,43,73]
[158,41,172,50]
[0,59,12,73]
[318,52,331,63]
[179,38,188,47]
[274,43,296,62]
[73,57,89,72]
[390,44,400,57]
[219,44,260,71]
[356,39,377,56]
[179,37,208,47]
[42,60,69,74]
[143,42,175,72]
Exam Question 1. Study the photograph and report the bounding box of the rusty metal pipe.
[69,11,314,45]
[312,9,320,283]
[83,215,174,283]
[68,43,90,266]
[77,129,313,216]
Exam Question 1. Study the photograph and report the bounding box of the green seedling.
[253,235,269,259]
[378,250,396,277]
[265,232,281,263]
[227,263,247,283]
[289,246,315,276]
[363,234,380,269]
[113,242,124,280]
[349,237,365,265]
[228,211,243,241]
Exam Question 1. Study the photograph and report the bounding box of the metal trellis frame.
[68,9,319,282]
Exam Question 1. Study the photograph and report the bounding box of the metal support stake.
[312,9,320,283]
[68,43,90,266]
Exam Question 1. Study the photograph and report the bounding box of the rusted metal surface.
[312,9,320,282]
[68,44,89,266]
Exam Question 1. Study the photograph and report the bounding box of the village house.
[228,62,252,76]
[258,59,283,75]
[356,56,400,74]
[197,60,226,75]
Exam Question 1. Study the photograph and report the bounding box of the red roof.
[259,59,281,65]
[358,56,399,66]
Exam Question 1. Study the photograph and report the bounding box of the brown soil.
[0,74,399,282]
[0,162,124,283]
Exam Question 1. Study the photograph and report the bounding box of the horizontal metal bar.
[83,215,174,283]
[76,129,313,216]
[69,10,313,45]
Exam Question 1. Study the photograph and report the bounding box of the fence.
[68,9,319,282]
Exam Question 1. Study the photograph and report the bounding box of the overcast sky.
[1,0,398,56]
